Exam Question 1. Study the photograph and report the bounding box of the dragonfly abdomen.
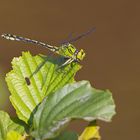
[1,33,58,52]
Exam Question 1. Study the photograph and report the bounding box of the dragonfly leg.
[58,58,74,69]
[55,58,75,78]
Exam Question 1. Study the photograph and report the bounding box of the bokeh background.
[0,0,139,139]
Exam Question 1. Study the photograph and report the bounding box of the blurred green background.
[0,0,139,139]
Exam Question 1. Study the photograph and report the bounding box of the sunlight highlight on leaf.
[6,131,25,140]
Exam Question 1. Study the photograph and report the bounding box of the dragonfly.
[1,28,95,68]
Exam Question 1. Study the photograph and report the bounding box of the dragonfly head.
[76,49,86,62]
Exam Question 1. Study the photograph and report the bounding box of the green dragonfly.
[1,35,86,68]
[1,28,95,67]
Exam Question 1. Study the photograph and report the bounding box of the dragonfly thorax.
[59,43,85,62]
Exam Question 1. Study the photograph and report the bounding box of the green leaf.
[6,52,81,123]
[6,131,25,140]
[0,111,25,140]
[0,70,9,109]
[31,81,116,140]
[79,121,101,140]
[52,131,78,140]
